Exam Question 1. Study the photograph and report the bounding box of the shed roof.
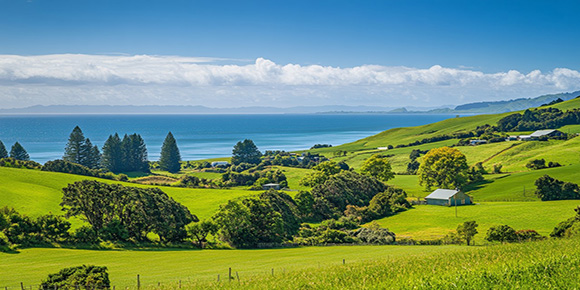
[263,183,280,186]
[425,189,459,200]
[530,129,557,137]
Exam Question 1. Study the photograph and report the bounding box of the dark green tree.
[186,220,218,248]
[10,142,29,161]
[457,220,478,246]
[121,134,149,172]
[159,132,181,173]
[101,134,122,173]
[485,225,517,243]
[83,138,101,169]
[61,180,196,242]
[213,198,284,248]
[231,139,262,165]
[63,126,87,165]
[0,140,8,159]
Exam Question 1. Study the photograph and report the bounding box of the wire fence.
[1,259,352,290]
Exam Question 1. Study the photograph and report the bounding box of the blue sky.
[0,0,579,109]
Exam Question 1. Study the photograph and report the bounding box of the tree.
[457,220,478,246]
[63,126,87,165]
[360,154,395,182]
[213,198,284,248]
[10,142,29,161]
[83,138,101,169]
[535,175,580,201]
[61,180,196,242]
[101,134,122,172]
[485,225,517,243]
[121,133,149,172]
[0,140,8,159]
[159,132,181,173]
[418,147,468,190]
[299,161,342,187]
[186,220,218,248]
[311,170,387,220]
[231,139,262,165]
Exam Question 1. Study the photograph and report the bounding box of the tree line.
[62,126,182,173]
[0,140,30,161]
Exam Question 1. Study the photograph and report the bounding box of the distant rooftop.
[530,129,557,137]
[425,189,459,200]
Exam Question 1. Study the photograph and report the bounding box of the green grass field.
[2,238,579,289]
[374,200,579,242]
[0,244,466,288]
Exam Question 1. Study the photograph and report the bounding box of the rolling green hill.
[0,167,254,221]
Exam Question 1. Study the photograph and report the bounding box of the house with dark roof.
[425,189,473,206]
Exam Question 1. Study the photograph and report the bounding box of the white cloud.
[0,54,579,109]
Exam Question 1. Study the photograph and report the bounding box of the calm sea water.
[0,114,456,164]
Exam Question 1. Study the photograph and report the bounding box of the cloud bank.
[1,54,579,109]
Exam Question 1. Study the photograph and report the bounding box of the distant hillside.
[439,91,580,114]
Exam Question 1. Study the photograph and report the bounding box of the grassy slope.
[0,244,465,288]
[313,112,509,155]
[0,167,254,220]
[2,238,579,289]
[374,200,579,242]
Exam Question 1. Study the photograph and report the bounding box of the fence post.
[343,259,345,265]
[20,282,24,290]
[236,272,240,283]
[229,268,232,281]
[179,280,181,288]
[137,274,140,290]
[271,268,274,276]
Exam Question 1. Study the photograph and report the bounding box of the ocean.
[0,114,456,164]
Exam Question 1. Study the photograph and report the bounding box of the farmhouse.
[530,129,563,139]
[211,161,229,167]
[262,183,281,190]
[425,189,473,206]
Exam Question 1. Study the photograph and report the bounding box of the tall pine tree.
[0,140,8,159]
[63,126,100,169]
[159,132,181,173]
[121,134,149,172]
[83,138,101,169]
[101,134,122,173]
[63,126,86,165]
[10,142,29,161]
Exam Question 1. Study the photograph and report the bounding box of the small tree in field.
[457,220,478,246]
[40,265,110,290]
[10,142,29,161]
[159,132,181,173]
[360,154,395,182]
[186,220,218,248]
[418,147,468,190]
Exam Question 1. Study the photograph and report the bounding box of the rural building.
[425,189,473,206]
[211,161,229,167]
[518,135,532,141]
[469,139,488,146]
[262,183,281,190]
[530,129,563,139]
[505,136,518,141]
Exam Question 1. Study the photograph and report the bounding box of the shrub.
[40,265,110,290]
[534,175,580,201]
[485,225,517,243]
[0,157,41,169]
